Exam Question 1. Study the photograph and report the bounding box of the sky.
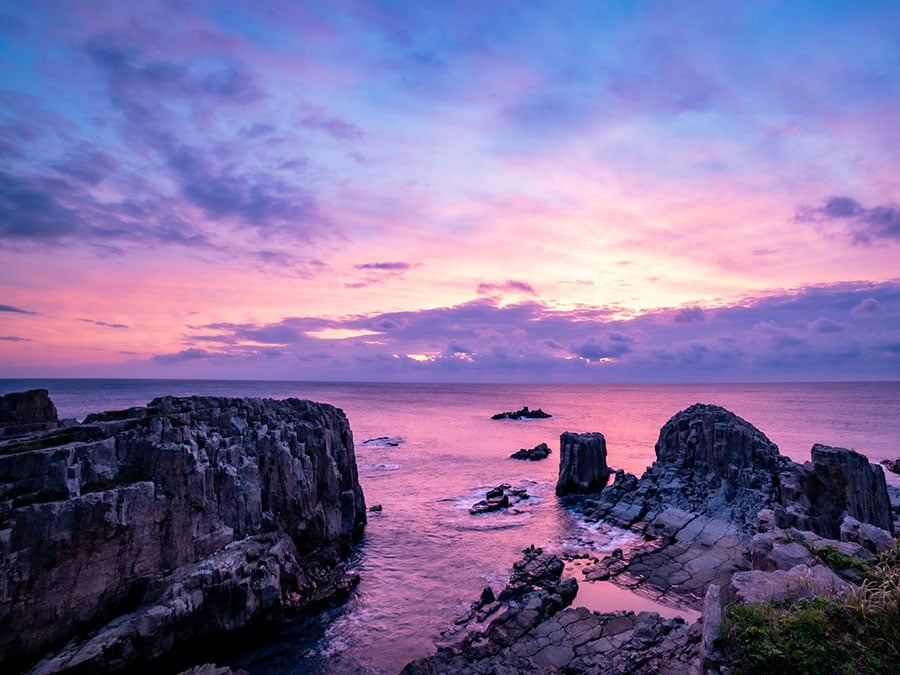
[1,0,899,383]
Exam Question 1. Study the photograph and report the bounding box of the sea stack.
[555,431,610,495]
[0,394,367,673]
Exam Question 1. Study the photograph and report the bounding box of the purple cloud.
[673,307,706,324]
[476,280,537,295]
[298,109,365,140]
[78,318,128,329]
[0,336,30,341]
[0,303,37,314]
[355,262,413,271]
[155,279,900,381]
[570,334,632,362]
[852,298,884,316]
[796,196,900,244]
[152,348,215,364]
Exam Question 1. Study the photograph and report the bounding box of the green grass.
[719,545,900,674]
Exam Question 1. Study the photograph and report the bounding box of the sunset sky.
[1,0,899,382]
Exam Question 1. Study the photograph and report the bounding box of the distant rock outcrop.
[0,389,60,437]
[510,442,551,461]
[491,406,552,420]
[0,395,366,673]
[556,432,610,496]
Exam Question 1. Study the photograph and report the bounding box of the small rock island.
[491,406,552,420]
[0,390,367,673]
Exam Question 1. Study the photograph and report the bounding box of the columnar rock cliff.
[0,394,366,673]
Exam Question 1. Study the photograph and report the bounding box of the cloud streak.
[796,197,900,245]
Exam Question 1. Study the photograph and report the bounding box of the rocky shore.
[0,391,366,674]
[407,403,899,673]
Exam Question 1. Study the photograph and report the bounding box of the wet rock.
[491,406,552,420]
[0,395,367,673]
[510,442,551,461]
[470,484,530,515]
[556,432,610,496]
[369,504,383,512]
[882,458,900,474]
[403,548,701,674]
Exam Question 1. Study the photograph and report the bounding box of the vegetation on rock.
[719,544,900,674]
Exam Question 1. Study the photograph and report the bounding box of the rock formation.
[402,547,700,674]
[556,432,610,496]
[409,402,897,674]
[0,394,366,673]
[0,389,60,438]
[470,484,531,514]
[776,443,894,538]
[510,442,551,461]
[491,406,552,420]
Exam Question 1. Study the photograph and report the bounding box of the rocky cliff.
[0,394,366,673]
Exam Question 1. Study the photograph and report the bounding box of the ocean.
[2,379,898,673]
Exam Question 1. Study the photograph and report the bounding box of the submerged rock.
[491,406,552,420]
[510,442,552,461]
[0,394,367,673]
[556,432,610,496]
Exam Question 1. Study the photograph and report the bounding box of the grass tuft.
[719,543,900,674]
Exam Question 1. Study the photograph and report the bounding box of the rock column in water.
[555,431,610,495]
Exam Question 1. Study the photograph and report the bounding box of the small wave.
[361,436,404,448]
[360,462,401,472]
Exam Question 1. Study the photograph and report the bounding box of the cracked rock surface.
[0,395,366,673]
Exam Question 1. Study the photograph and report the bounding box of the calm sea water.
[2,379,899,673]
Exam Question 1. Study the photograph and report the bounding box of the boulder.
[0,395,367,673]
[470,484,530,514]
[776,444,894,537]
[556,432,610,496]
[0,389,59,437]
[510,442,551,461]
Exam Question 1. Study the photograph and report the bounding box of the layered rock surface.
[0,395,366,673]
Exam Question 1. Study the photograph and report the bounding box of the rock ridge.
[0,394,366,673]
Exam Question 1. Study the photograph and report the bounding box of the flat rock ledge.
[0,394,367,674]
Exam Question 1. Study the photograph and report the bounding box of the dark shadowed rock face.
[511,442,551,461]
[0,389,59,437]
[0,395,366,673]
[655,403,782,483]
[556,432,610,496]
[777,443,894,538]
